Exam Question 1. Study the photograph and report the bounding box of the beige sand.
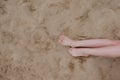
[0,0,120,80]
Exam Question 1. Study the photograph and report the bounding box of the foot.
[58,35,75,47]
[68,48,89,57]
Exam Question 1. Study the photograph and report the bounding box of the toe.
[59,38,63,43]
[68,48,78,57]
[59,35,65,40]
[59,35,75,46]
[58,36,64,43]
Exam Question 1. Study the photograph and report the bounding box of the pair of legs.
[59,35,120,58]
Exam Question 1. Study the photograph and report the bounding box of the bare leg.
[59,35,120,48]
[69,45,120,58]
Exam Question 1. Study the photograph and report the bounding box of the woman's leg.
[68,45,120,58]
[59,35,120,47]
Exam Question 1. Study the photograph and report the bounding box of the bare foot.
[58,35,75,47]
[68,48,89,57]
[58,35,120,48]
[68,45,120,58]
[59,35,120,58]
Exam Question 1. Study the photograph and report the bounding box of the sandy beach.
[0,0,120,80]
